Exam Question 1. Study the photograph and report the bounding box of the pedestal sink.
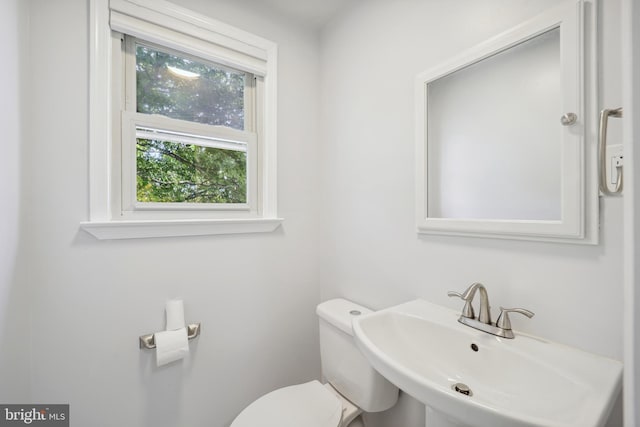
[352,299,622,427]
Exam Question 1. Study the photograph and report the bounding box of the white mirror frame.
[415,0,598,244]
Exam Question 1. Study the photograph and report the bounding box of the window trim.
[82,0,281,239]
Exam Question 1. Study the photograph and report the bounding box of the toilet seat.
[230,380,343,427]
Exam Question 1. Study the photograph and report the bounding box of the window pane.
[136,129,247,204]
[136,44,246,130]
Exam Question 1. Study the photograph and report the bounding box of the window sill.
[80,218,283,240]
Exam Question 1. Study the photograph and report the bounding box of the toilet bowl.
[230,299,398,427]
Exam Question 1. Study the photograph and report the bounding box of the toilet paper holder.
[139,323,201,349]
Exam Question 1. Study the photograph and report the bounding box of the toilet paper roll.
[155,327,189,367]
[166,299,185,331]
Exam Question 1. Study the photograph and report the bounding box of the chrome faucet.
[448,283,534,339]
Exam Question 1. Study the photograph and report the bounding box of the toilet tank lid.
[316,299,372,336]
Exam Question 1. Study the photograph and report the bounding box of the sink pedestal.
[426,406,468,427]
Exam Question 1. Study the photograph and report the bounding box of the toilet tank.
[316,299,398,412]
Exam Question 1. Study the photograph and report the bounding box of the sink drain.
[452,382,473,396]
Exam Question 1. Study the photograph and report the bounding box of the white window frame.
[82,0,281,239]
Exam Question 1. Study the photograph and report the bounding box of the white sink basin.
[352,299,622,427]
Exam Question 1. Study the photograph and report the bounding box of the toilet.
[231,299,399,427]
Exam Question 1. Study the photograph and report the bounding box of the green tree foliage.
[137,139,247,203]
[135,44,247,204]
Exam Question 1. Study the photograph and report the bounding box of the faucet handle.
[447,291,475,319]
[496,307,535,330]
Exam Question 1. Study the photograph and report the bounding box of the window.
[84,0,281,239]
[122,39,257,216]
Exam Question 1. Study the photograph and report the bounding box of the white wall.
[0,0,30,403]
[622,0,640,424]
[319,1,624,426]
[18,0,321,425]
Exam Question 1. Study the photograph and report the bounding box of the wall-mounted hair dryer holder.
[599,107,624,196]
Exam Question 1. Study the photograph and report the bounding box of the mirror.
[427,28,561,221]
[415,0,598,243]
